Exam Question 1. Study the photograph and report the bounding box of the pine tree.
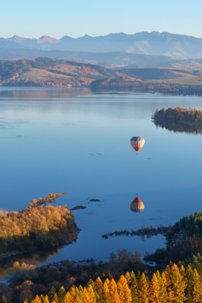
[42,295,50,303]
[108,278,121,303]
[86,284,97,303]
[32,295,42,303]
[138,272,149,303]
[170,264,186,303]
[179,264,186,278]
[117,275,132,303]
[63,286,82,303]
[192,268,202,303]
[52,293,59,303]
[48,287,56,302]
[163,266,174,303]
[128,271,138,303]
[58,286,66,303]
[102,278,111,303]
[94,277,104,303]
[156,270,168,303]
[124,272,131,284]
[149,273,160,303]
[82,288,91,303]
[63,292,73,303]
[185,264,194,302]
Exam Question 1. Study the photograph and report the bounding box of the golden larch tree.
[117,275,132,303]
[138,272,149,303]
[192,268,202,303]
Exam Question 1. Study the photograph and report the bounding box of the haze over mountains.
[1,31,202,94]
[1,32,202,67]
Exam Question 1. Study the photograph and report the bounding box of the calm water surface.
[0,88,202,267]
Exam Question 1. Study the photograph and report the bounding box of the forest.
[24,262,202,303]
[153,107,202,133]
[0,193,78,262]
[0,210,201,302]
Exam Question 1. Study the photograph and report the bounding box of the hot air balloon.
[130,196,145,212]
[130,136,145,152]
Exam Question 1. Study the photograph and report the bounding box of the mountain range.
[1,32,202,66]
[1,32,202,94]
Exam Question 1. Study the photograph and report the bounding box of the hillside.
[91,67,202,95]
[1,58,202,94]
[0,57,114,87]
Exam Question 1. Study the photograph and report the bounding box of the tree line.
[24,263,202,303]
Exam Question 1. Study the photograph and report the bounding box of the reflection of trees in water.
[0,193,79,278]
[0,247,59,278]
[153,107,202,134]
[102,226,170,239]
[0,88,91,99]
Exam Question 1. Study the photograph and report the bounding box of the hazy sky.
[1,0,202,38]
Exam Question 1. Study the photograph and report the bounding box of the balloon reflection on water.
[130,196,145,213]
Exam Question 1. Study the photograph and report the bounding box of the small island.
[153,107,202,133]
[0,193,79,263]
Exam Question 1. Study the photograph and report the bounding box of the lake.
[0,88,202,270]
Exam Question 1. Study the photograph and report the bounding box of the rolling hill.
[1,58,202,95]
[0,57,114,87]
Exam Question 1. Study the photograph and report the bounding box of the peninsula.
[0,193,78,263]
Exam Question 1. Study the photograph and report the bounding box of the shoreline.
[1,86,202,97]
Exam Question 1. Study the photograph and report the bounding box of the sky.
[1,0,202,39]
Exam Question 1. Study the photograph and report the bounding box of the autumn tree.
[138,272,149,303]
[117,275,132,303]
[192,268,202,303]
[149,273,160,303]
[170,264,186,303]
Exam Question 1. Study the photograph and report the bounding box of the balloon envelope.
[130,196,145,212]
[130,136,145,152]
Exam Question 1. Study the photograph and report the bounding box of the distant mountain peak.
[60,35,75,42]
[10,35,25,41]
[38,35,58,43]
[1,32,202,60]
